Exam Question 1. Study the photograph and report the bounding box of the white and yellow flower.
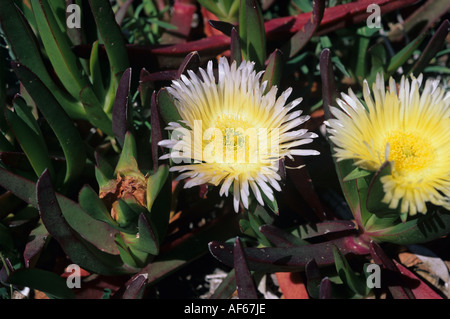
[159,57,319,212]
[326,73,450,216]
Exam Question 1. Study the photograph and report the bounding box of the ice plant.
[326,73,450,217]
[159,57,319,212]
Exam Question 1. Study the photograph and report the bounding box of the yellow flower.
[326,73,450,216]
[159,57,319,212]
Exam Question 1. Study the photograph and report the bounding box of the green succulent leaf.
[133,213,159,255]
[88,0,129,90]
[7,268,75,299]
[282,0,325,59]
[115,132,140,177]
[386,31,426,76]
[11,62,86,185]
[332,245,370,297]
[6,98,54,179]
[146,165,169,212]
[147,213,239,285]
[197,0,239,23]
[209,236,363,273]
[89,41,107,101]
[37,169,134,275]
[0,0,86,119]
[261,49,283,94]
[23,221,49,268]
[78,185,117,226]
[157,88,183,124]
[79,85,114,137]
[368,209,450,245]
[239,0,266,71]
[31,0,89,99]
[112,198,142,233]
[343,166,372,182]
[0,167,120,255]
[409,19,450,75]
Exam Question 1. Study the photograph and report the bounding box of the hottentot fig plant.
[0,0,448,300]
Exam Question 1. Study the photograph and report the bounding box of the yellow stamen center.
[209,114,255,165]
[385,130,434,173]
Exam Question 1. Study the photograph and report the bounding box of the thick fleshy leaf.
[365,161,393,214]
[261,49,283,94]
[112,198,142,233]
[209,269,236,299]
[146,168,171,246]
[94,151,115,189]
[0,257,14,285]
[79,85,114,136]
[151,91,164,171]
[88,0,129,86]
[11,62,86,185]
[234,237,258,299]
[409,19,449,75]
[0,0,86,119]
[367,209,450,245]
[37,169,134,275]
[133,213,159,255]
[386,31,427,76]
[5,102,54,179]
[320,49,338,127]
[319,277,332,299]
[89,41,106,101]
[157,88,183,124]
[209,236,368,273]
[23,221,49,268]
[112,68,132,146]
[115,132,139,176]
[305,259,322,299]
[230,27,242,64]
[355,26,381,83]
[332,245,369,296]
[146,165,169,212]
[147,212,239,284]
[281,0,325,58]
[7,268,75,299]
[297,220,357,239]
[286,156,328,221]
[242,211,272,247]
[176,51,201,79]
[239,0,266,71]
[369,241,414,299]
[0,167,119,255]
[78,185,116,226]
[343,166,372,182]
[31,0,89,99]
[197,0,239,23]
[120,272,149,299]
[208,20,235,37]
[259,224,309,247]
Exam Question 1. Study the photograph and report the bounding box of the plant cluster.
[0,0,449,299]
